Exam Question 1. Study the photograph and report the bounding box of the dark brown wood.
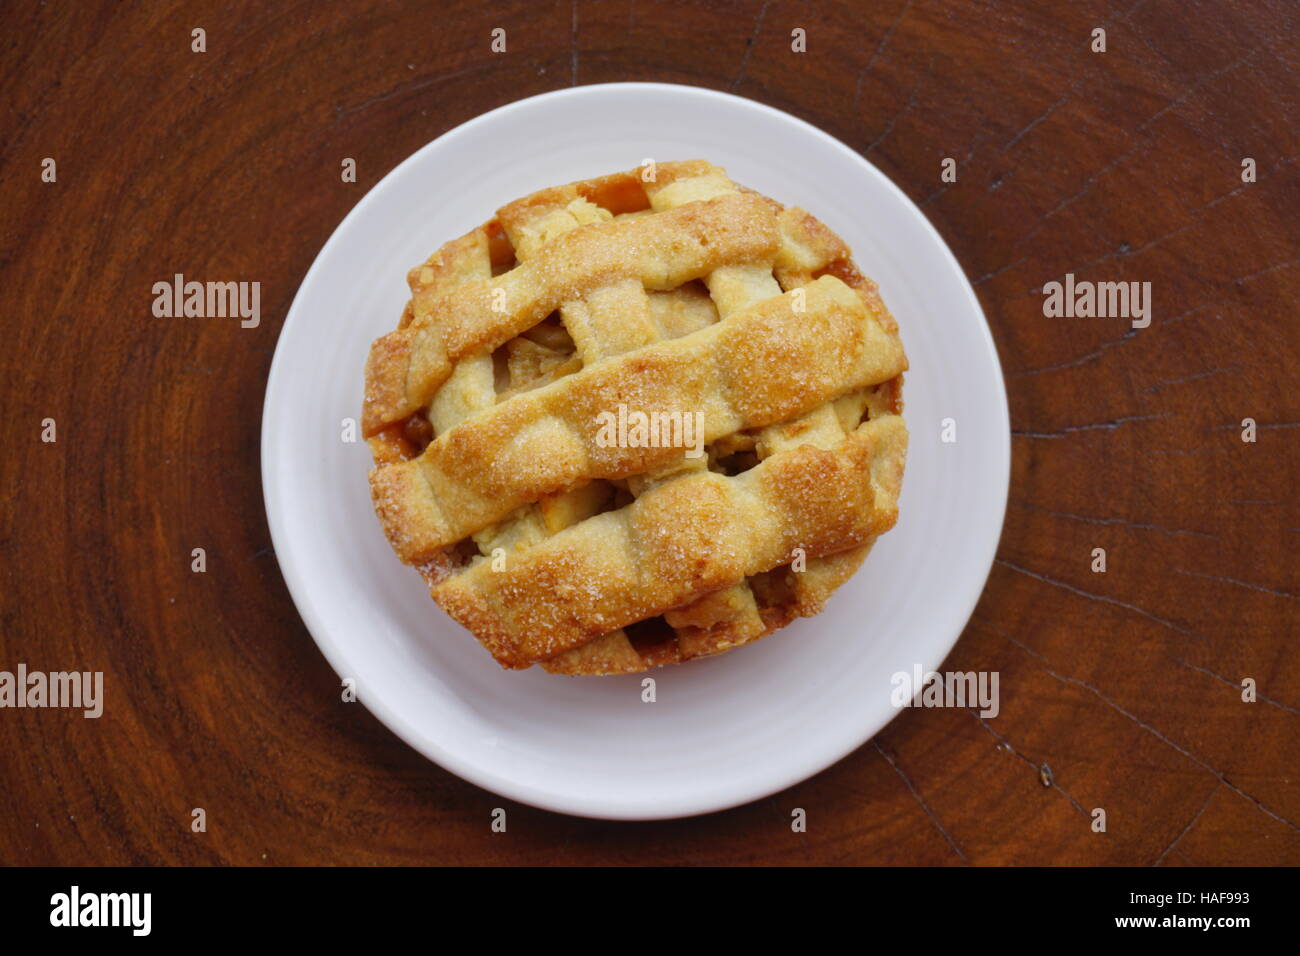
[1,0,1296,865]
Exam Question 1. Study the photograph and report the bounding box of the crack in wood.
[1152,783,1217,865]
[971,256,1027,286]
[872,740,968,863]
[336,60,500,118]
[863,56,934,156]
[974,618,1300,835]
[1173,658,1300,717]
[919,131,990,208]
[1009,500,1221,541]
[995,558,1206,640]
[1136,45,1268,132]
[1006,39,1274,255]
[967,708,1101,827]
[1142,366,1244,393]
[991,0,1150,160]
[729,0,770,93]
[851,0,913,115]
[1046,670,1300,834]
[998,84,1080,156]
[571,0,579,87]
[1173,568,1299,602]
[1011,413,1175,439]
[1225,254,1300,286]
[1019,178,1248,297]
[1011,330,1139,378]
[1213,421,1300,432]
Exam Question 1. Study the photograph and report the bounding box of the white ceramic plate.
[262,83,1009,820]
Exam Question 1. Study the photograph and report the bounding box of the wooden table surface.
[2,0,1296,866]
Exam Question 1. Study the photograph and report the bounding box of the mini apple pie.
[363,161,907,674]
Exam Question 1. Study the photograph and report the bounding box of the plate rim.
[261,81,1011,820]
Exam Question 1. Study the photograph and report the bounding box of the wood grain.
[0,0,1296,865]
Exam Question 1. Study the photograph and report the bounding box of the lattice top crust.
[363,161,908,674]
